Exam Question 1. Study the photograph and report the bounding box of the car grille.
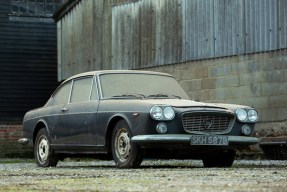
[182,113,233,133]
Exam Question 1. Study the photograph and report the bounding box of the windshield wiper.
[110,94,146,99]
[147,94,181,99]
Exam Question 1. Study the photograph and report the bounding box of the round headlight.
[163,107,175,120]
[248,109,258,122]
[236,108,247,122]
[150,106,163,120]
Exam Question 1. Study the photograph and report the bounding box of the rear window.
[53,82,71,105]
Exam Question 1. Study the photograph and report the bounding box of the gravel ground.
[0,159,287,192]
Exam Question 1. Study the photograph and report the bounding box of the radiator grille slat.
[182,113,233,133]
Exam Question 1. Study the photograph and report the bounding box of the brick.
[261,108,278,122]
[226,96,269,109]
[262,70,285,83]
[215,87,238,100]
[278,107,287,121]
[181,67,209,80]
[179,80,191,91]
[261,82,287,96]
[270,95,287,108]
[210,63,239,77]
[173,70,182,80]
[181,69,193,80]
[275,56,287,70]
[201,78,216,89]
[189,79,201,91]
[238,62,247,74]
[239,72,263,86]
[192,67,209,79]
[215,75,239,88]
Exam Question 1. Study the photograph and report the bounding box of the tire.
[34,128,59,167]
[202,150,236,168]
[111,120,143,168]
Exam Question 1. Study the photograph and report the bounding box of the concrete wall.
[144,49,287,137]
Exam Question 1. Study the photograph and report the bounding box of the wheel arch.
[33,120,50,145]
[105,115,132,152]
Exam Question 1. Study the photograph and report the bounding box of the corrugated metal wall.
[111,0,287,69]
[0,1,59,122]
[56,0,287,79]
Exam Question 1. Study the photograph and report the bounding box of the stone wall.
[144,49,287,137]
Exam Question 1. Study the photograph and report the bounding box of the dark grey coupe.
[19,70,259,168]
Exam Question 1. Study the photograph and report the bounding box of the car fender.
[33,119,51,143]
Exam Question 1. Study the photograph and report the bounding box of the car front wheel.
[202,150,236,168]
[112,120,143,168]
[34,128,59,167]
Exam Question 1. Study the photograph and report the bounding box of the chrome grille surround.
[182,112,235,134]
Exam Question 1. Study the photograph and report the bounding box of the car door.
[49,81,72,145]
[57,76,99,147]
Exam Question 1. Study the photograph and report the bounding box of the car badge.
[203,120,213,129]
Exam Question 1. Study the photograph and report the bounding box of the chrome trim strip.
[131,134,259,145]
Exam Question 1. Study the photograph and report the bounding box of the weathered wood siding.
[0,1,59,122]
[57,0,112,80]
[111,0,287,69]
[56,0,287,80]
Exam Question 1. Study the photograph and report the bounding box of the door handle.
[61,107,68,112]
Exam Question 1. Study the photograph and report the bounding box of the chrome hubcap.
[38,136,49,163]
[115,129,131,162]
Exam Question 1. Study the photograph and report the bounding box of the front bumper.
[18,138,31,145]
[131,134,259,146]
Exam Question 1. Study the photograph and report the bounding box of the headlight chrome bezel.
[236,108,258,123]
[150,105,175,121]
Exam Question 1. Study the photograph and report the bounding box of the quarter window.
[53,81,71,105]
[70,77,93,103]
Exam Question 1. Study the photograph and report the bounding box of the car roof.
[62,70,173,84]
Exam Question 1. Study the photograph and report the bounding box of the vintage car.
[18,70,259,168]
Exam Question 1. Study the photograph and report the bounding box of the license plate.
[190,135,229,146]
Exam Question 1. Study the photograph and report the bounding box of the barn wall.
[57,0,113,80]
[0,0,61,157]
[111,0,287,69]
[55,0,287,136]
[56,0,287,77]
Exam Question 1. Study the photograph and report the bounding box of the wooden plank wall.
[57,0,287,79]
[0,1,59,122]
[111,0,287,70]
[58,0,112,80]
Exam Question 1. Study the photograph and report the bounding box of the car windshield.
[99,73,190,100]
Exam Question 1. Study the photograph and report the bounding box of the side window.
[91,78,99,100]
[53,81,71,105]
[70,77,93,103]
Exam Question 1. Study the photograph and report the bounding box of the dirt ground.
[0,159,287,192]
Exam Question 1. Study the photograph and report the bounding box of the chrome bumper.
[18,138,31,145]
[131,134,259,146]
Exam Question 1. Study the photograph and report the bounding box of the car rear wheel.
[112,120,143,168]
[202,149,236,168]
[34,128,59,167]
